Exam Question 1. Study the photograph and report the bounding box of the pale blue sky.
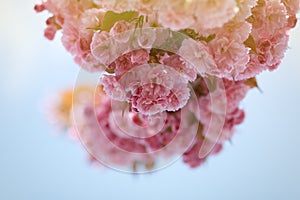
[0,1,299,199]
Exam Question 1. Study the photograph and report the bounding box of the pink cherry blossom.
[37,0,299,170]
[235,0,258,21]
[158,3,195,31]
[235,54,266,80]
[282,0,300,15]
[101,64,190,115]
[161,54,197,81]
[183,140,223,168]
[44,24,57,40]
[179,39,218,76]
[209,36,250,79]
[72,92,197,170]
[199,78,249,143]
[193,0,238,29]
[91,31,118,66]
[130,49,150,65]
[101,75,127,101]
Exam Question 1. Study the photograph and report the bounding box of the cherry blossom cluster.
[36,0,299,171]
[50,79,249,170]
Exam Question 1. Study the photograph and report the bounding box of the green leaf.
[197,34,216,43]
[244,77,262,92]
[179,29,216,43]
[244,35,257,54]
[244,77,258,88]
[179,29,198,40]
[101,11,139,32]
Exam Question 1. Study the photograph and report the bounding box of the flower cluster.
[36,0,299,171]
[50,80,249,171]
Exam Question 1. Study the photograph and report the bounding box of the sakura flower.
[264,0,288,34]
[44,24,57,40]
[235,54,266,80]
[114,54,135,75]
[198,78,249,143]
[158,1,195,30]
[235,0,258,21]
[130,49,150,65]
[91,31,118,66]
[79,8,106,38]
[72,90,198,171]
[129,65,190,115]
[193,0,238,29]
[161,54,197,81]
[37,0,300,171]
[104,49,149,76]
[183,140,223,168]
[282,0,300,15]
[251,0,288,35]
[216,21,252,43]
[102,64,190,115]
[223,79,250,113]
[101,75,127,101]
[209,36,250,79]
[256,31,289,69]
[179,38,218,76]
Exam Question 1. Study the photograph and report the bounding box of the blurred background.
[0,0,299,199]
